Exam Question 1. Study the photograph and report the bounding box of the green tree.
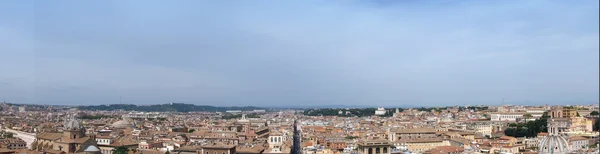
[505,112,549,137]
[188,129,196,133]
[591,111,599,116]
[523,114,533,122]
[112,146,129,154]
[165,151,170,154]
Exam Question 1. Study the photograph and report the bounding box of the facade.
[490,112,542,122]
[265,132,291,154]
[569,136,589,151]
[562,109,577,118]
[375,108,386,116]
[0,138,27,150]
[569,117,593,133]
[358,139,391,154]
[199,144,237,154]
[388,128,438,141]
[393,138,450,153]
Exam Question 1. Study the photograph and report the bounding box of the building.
[375,108,386,116]
[388,128,438,141]
[358,139,391,154]
[0,138,26,150]
[562,108,577,118]
[122,112,167,119]
[31,117,97,153]
[199,143,237,154]
[226,110,242,114]
[392,138,450,153]
[489,112,542,122]
[424,146,464,154]
[265,132,290,154]
[569,117,593,133]
[569,136,589,151]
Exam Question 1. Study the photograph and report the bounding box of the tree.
[6,133,13,138]
[112,146,129,154]
[165,151,170,154]
[591,111,599,116]
[523,114,533,122]
[188,129,196,133]
[504,112,549,138]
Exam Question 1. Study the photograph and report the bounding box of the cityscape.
[0,103,598,154]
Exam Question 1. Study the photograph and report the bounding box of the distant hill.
[77,103,264,112]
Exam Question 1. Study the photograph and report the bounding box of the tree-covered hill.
[77,103,264,112]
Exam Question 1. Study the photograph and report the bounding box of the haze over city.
[1,0,598,106]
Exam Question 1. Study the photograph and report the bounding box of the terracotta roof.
[425,146,464,154]
[236,146,265,154]
[202,142,236,149]
[569,136,588,141]
[37,133,63,140]
[396,138,444,143]
[391,128,436,134]
[499,136,516,140]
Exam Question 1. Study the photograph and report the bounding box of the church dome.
[539,135,570,154]
[83,145,100,152]
[112,120,133,129]
[64,119,82,130]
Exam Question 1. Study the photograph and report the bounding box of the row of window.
[270,136,282,143]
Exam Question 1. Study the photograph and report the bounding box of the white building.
[375,107,387,116]
[490,112,542,122]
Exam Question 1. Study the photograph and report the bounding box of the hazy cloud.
[0,0,598,106]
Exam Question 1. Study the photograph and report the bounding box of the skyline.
[0,0,599,106]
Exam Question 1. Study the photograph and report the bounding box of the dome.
[112,120,133,129]
[538,135,570,154]
[83,145,100,152]
[64,119,82,130]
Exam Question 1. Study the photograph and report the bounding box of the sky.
[0,0,598,107]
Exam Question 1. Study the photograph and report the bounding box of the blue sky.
[0,0,598,106]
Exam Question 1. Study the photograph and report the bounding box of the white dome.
[83,145,100,152]
[64,119,82,130]
[539,135,570,154]
[112,120,133,129]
